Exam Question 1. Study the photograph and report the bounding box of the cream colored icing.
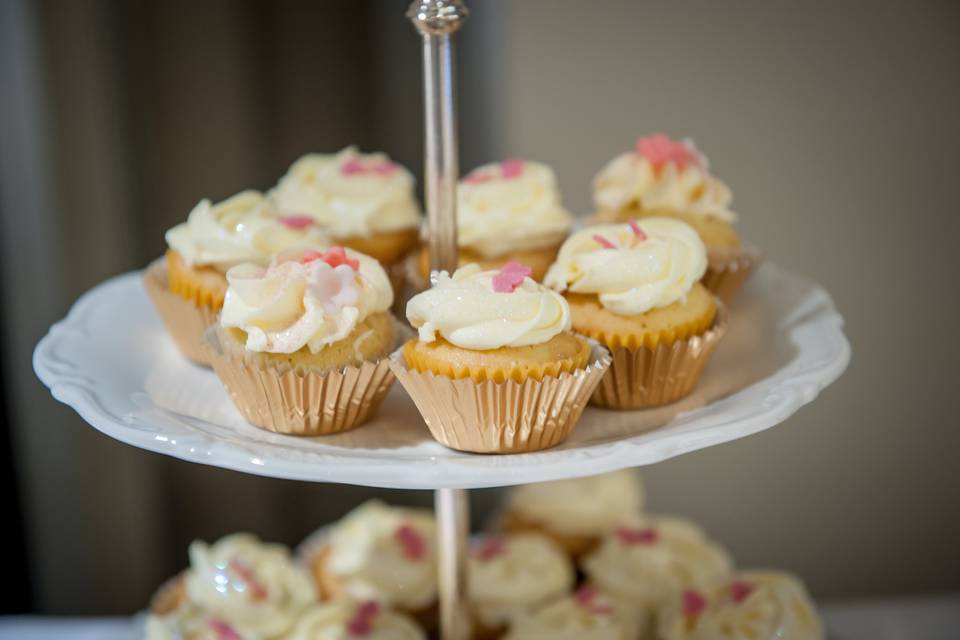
[456,160,574,257]
[269,148,421,239]
[183,533,316,638]
[285,601,425,640]
[508,470,643,538]
[220,247,392,354]
[325,501,437,611]
[503,588,641,640]
[544,218,707,316]
[593,144,737,223]
[658,571,824,640]
[468,533,575,629]
[581,516,733,611]
[405,263,571,350]
[145,605,262,640]
[165,190,329,271]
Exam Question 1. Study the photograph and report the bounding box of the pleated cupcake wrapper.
[703,245,761,305]
[389,341,611,454]
[143,259,219,366]
[203,326,396,437]
[149,572,187,615]
[591,302,728,410]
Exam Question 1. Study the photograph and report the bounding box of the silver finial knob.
[406,0,468,35]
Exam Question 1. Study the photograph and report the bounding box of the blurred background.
[1,0,958,617]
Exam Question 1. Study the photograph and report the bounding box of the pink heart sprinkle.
[229,560,268,601]
[341,158,366,175]
[615,526,659,545]
[474,538,506,562]
[627,219,648,241]
[209,619,241,640]
[394,524,427,561]
[574,585,598,605]
[683,590,708,617]
[346,600,380,636]
[593,234,617,249]
[730,580,754,604]
[635,133,699,172]
[301,246,359,271]
[492,261,533,293]
[499,158,525,179]
[278,215,314,230]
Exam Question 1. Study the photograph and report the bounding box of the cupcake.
[286,600,426,640]
[269,148,421,290]
[148,533,317,639]
[545,218,726,409]
[307,501,438,627]
[468,533,576,637]
[592,133,758,303]
[392,262,610,453]
[504,585,641,640]
[581,516,733,616]
[146,189,329,365]
[658,571,824,640]
[499,470,644,557]
[203,246,396,436]
[417,159,574,282]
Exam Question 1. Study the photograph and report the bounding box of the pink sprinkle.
[593,234,617,249]
[299,249,325,264]
[574,585,598,605]
[683,590,708,617]
[341,158,366,175]
[499,158,525,179]
[635,133,700,172]
[615,526,659,545]
[229,560,268,601]
[278,215,314,230]
[372,161,398,176]
[346,600,380,636]
[628,219,648,241]
[394,524,427,561]
[492,261,532,293]
[209,619,241,640]
[302,246,359,271]
[730,580,754,604]
[463,171,492,185]
[474,538,506,562]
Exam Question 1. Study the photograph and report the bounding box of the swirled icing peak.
[594,134,737,222]
[269,147,421,238]
[406,263,571,350]
[220,247,392,354]
[456,159,574,257]
[544,218,707,316]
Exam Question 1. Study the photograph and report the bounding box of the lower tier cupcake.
[286,600,426,640]
[504,585,641,640]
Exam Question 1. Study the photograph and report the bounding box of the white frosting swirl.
[145,605,262,640]
[406,263,571,350]
[468,534,575,628]
[269,148,421,238]
[183,533,316,638]
[456,160,574,257]
[504,589,641,640]
[508,470,643,537]
[593,149,737,222]
[286,601,426,640]
[220,248,393,354]
[658,571,824,640]
[165,190,329,271]
[544,219,707,316]
[582,516,733,611]
[325,501,438,611]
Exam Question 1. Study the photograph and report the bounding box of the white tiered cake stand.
[33,3,848,638]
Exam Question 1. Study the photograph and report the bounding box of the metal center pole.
[407,2,470,639]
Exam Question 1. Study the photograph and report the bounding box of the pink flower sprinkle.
[394,524,426,561]
[730,580,754,604]
[301,246,359,271]
[278,215,314,230]
[474,538,506,562]
[635,133,700,172]
[492,261,532,293]
[346,601,380,636]
[574,585,613,616]
[593,234,617,249]
[615,526,660,545]
[499,158,525,179]
[683,590,708,617]
[341,158,366,175]
[628,219,647,241]
[209,619,241,640]
[229,560,267,601]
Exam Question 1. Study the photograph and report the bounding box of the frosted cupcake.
[581,516,733,616]
[146,190,329,364]
[545,218,726,409]
[593,134,758,303]
[149,533,317,639]
[392,262,609,453]
[307,501,438,627]
[504,585,640,640]
[468,533,575,636]
[500,470,644,557]
[417,160,574,282]
[203,246,396,435]
[287,600,426,640]
[658,571,824,640]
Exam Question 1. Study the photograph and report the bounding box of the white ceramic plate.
[33,262,848,489]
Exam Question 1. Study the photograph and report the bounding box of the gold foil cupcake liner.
[143,259,218,366]
[203,326,397,437]
[389,341,611,454]
[703,245,761,305]
[591,303,728,410]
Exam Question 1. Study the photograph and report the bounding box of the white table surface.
[0,594,957,639]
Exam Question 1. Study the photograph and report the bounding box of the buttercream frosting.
[503,586,641,640]
[145,606,260,640]
[285,601,425,640]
